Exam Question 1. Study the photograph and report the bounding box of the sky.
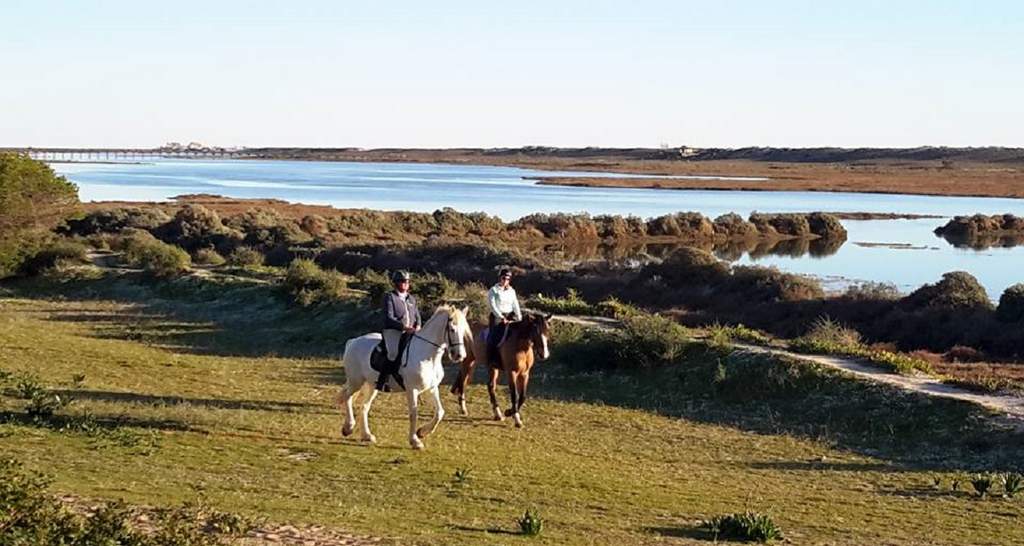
[3,1,1022,149]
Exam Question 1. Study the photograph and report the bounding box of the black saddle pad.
[369,342,386,373]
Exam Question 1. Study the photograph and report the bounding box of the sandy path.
[549,315,1024,424]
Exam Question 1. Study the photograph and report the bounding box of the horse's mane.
[429,304,468,328]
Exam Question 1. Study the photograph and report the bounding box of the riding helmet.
[391,270,411,283]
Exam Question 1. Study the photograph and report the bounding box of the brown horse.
[451,313,552,427]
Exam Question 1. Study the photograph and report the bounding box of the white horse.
[337,305,470,450]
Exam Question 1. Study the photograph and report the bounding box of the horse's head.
[526,313,553,361]
[445,305,471,363]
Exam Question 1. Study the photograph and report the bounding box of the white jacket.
[488,284,522,322]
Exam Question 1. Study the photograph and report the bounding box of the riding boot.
[372,348,393,392]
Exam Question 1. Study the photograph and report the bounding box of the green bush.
[997,283,1024,322]
[1003,473,1023,498]
[154,204,242,252]
[903,271,993,310]
[971,474,995,498]
[351,268,393,304]
[842,281,902,301]
[283,259,347,306]
[528,288,595,315]
[0,458,257,545]
[703,511,783,543]
[62,206,171,235]
[226,246,264,267]
[803,316,861,348]
[611,313,690,368]
[226,208,310,251]
[730,265,824,302]
[17,239,88,276]
[0,154,79,277]
[121,232,191,278]
[656,247,729,284]
[517,509,543,537]
[707,323,773,347]
[789,317,932,375]
[594,296,643,319]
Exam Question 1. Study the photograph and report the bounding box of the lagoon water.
[52,159,1024,297]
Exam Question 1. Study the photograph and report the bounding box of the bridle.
[411,314,463,360]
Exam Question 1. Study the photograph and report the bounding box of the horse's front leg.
[407,388,424,450]
[455,355,476,416]
[417,386,445,439]
[512,371,528,429]
[504,369,520,421]
[358,383,379,444]
[337,384,356,437]
[487,366,503,421]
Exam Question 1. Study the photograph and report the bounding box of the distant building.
[679,146,701,158]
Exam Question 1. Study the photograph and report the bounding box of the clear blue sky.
[3,1,1022,148]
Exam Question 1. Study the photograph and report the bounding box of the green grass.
[2,274,1024,544]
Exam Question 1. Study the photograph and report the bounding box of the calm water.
[52,159,1024,297]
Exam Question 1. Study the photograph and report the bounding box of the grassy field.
[3,272,1024,545]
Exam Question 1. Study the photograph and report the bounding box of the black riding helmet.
[391,270,411,284]
[498,268,512,280]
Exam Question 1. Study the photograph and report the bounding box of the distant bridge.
[0,147,257,161]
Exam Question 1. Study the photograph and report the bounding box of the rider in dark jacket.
[375,270,421,392]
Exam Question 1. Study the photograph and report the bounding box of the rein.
[404,315,463,367]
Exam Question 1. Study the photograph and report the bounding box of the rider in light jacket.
[486,268,522,366]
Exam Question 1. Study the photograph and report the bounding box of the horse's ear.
[461,305,470,318]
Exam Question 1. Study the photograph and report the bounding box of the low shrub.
[153,204,242,252]
[997,283,1024,322]
[730,265,824,302]
[226,246,264,267]
[517,509,543,537]
[121,233,191,278]
[17,239,88,276]
[703,511,783,543]
[192,247,226,266]
[1003,473,1023,498]
[0,458,257,545]
[351,268,393,304]
[902,271,993,311]
[611,313,690,368]
[944,345,986,363]
[283,259,347,306]
[971,474,995,498]
[842,281,901,301]
[594,296,643,319]
[654,247,730,284]
[802,316,861,348]
[528,288,595,315]
[750,212,811,237]
[707,323,773,347]
[62,206,171,235]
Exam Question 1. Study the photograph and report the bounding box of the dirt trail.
[550,315,1024,423]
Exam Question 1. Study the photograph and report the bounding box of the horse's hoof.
[416,427,428,439]
[504,408,515,417]
[514,414,524,428]
[411,439,425,450]
[361,434,377,444]
[341,423,354,437]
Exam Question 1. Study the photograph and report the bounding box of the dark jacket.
[382,291,421,331]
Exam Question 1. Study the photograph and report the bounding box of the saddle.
[484,324,512,369]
